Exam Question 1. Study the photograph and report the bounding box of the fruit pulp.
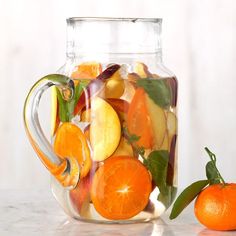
[51,62,178,222]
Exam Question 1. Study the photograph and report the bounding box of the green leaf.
[206,161,221,184]
[144,150,175,208]
[169,180,209,220]
[56,80,89,122]
[204,147,226,185]
[136,79,171,109]
[122,127,140,143]
[128,134,140,143]
[144,150,169,188]
[56,87,71,122]
[158,186,177,209]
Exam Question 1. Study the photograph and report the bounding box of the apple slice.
[90,97,121,161]
[134,62,153,78]
[105,79,125,98]
[84,125,90,141]
[69,174,92,216]
[166,111,177,149]
[127,72,141,81]
[106,98,129,124]
[167,111,177,136]
[81,108,91,122]
[51,86,60,136]
[111,136,134,157]
[145,94,167,149]
[166,77,178,107]
[105,65,126,98]
[96,64,120,80]
[121,80,136,103]
[106,98,129,114]
[159,132,169,151]
[167,134,177,186]
[69,163,98,217]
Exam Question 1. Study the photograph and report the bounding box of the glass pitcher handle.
[23,74,80,188]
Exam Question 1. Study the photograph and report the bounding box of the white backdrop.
[0,0,235,189]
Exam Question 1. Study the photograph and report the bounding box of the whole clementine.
[194,183,236,231]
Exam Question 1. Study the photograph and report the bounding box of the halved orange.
[91,156,152,220]
[54,123,91,178]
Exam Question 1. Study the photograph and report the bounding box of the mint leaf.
[127,134,140,143]
[56,80,89,122]
[144,150,175,208]
[136,79,171,109]
[170,180,209,219]
[122,127,145,157]
[56,87,71,122]
[122,127,140,143]
[144,150,169,188]
[158,186,177,209]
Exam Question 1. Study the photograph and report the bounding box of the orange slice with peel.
[127,88,153,149]
[71,62,102,79]
[54,123,91,178]
[91,156,152,220]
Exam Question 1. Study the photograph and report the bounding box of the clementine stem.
[204,147,226,185]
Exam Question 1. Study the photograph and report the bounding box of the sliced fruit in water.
[111,137,134,157]
[91,156,152,220]
[145,94,167,149]
[105,65,126,98]
[167,134,177,186]
[54,123,91,178]
[51,86,60,136]
[96,64,120,80]
[159,132,169,151]
[70,174,92,216]
[73,79,104,116]
[106,98,129,124]
[81,108,91,122]
[127,88,153,149]
[90,97,121,161]
[134,62,152,78]
[84,125,90,141]
[166,111,177,149]
[69,163,98,217]
[73,64,121,116]
[71,62,102,79]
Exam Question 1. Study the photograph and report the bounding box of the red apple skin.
[96,64,120,80]
[84,125,90,140]
[106,98,130,114]
[69,163,98,214]
[166,134,177,186]
[166,76,178,107]
[69,174,92,214]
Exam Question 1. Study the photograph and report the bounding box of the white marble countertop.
[0,189,236,236]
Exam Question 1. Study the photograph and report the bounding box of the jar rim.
[67,17,162,23]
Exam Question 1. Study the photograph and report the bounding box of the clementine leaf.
[170,180,209,220]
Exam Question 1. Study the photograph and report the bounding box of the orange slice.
[54,123,91,178]
[127,88,153,148]
[91,156,152,220]
[71,62,102,79]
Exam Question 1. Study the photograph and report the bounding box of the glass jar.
[24,17,178,223]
